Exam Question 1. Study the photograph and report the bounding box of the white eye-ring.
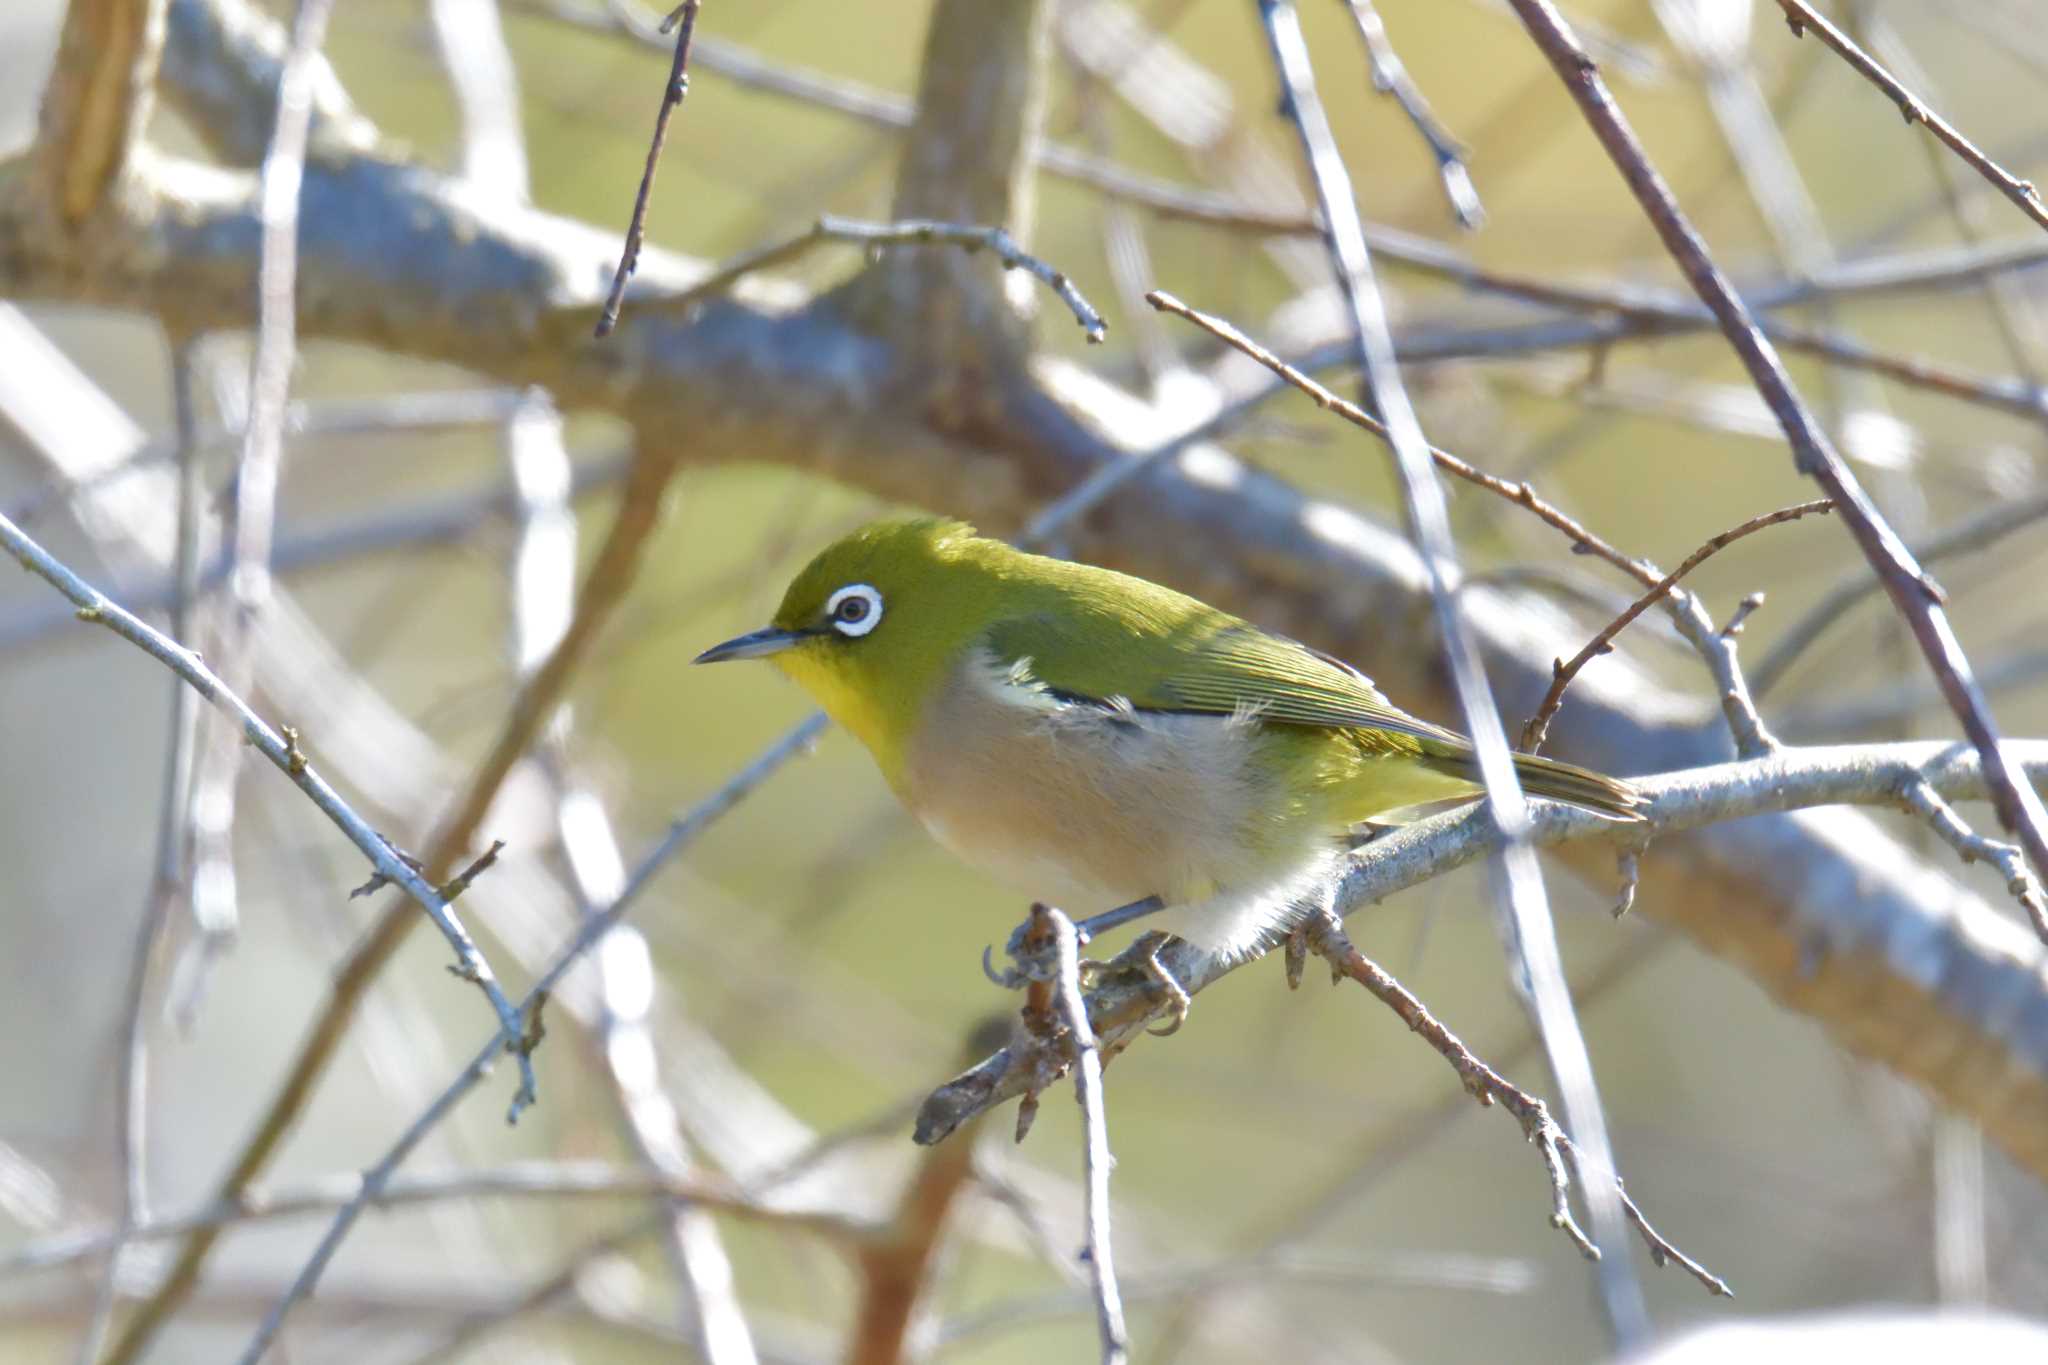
[826,583,883,637]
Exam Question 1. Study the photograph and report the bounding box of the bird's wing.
[982,612,1465,755]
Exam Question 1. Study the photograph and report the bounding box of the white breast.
[902,650,1336,959]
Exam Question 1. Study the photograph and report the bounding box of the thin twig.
[1773,0,2048,236]
[233,715,825,1361]
[1309,915,1729,1295]
[1506,0,2048,938]
[1520,500,1833,753]
[595,0,703,337]
[1144,291,1651,585]
[0,510,533,1110]
[1034,905,1130,1365]
[1144,294,1782,755]
[627,214,1107,341]
[1340,0,1483,229]
[1899,780,2048,941]
[1255,1,1644,1339]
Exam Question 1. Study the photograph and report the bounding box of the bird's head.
[694,516,994,768]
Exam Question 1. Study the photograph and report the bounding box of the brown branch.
[595,0,703,337]
[1521,500,1835,754]
[1506,0,2048,937]
[1145,290,1657,590]
[1773,0,2048,237]
[1309,916,1728,1295]
[35,0,167,225]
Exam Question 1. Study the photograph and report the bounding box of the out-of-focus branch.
[1750,487,2048,701]
[35,0,167,225]
[1340,0,1483,229]
[162,0,379,163]
[1255,1,1640,1334]
[0,1161,872,1278]
[237,715,832,1361]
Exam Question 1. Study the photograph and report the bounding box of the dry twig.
[1520,500,1834,753]
[1772,0,2048,236]
[595,0,703,337]
[1307,915,1729,1296]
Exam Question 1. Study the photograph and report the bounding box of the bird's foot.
[1135,931,1193,1036]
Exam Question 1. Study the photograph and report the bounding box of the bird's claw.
[1136,932,1192,1036]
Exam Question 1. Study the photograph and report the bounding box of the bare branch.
[596,0,703,337]
[236,716,827,1361]
[1900,780,2048,941]
[161,0,378,163]
[1308,916,1730,1296]
[1521,501,1834,754]
[1750,486,2048,701]
[1505,0,2048,935]
[1006,905,1129,1365]
[72,341,206,1365]
[1773,0,2048,236]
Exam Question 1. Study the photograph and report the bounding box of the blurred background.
[4,0,2048,1361]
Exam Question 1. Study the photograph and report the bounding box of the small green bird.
[696,518,1641,961]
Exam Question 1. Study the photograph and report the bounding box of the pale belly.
[901,655,1338,956]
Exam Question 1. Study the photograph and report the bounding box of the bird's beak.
[693,626,809,664]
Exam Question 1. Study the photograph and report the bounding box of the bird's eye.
[825,583,883,638]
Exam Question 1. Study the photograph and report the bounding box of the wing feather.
[983,614,1463,757]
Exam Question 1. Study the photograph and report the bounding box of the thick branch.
[161,0,379,163]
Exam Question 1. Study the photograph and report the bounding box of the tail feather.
[1421,743,1644,821]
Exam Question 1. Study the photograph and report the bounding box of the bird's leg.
[1073,894,1167,942]
[1135,931,1193,1037]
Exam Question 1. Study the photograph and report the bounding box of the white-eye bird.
[695,518,1642,962]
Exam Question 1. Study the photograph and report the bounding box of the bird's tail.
[1421,742,1645,821]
